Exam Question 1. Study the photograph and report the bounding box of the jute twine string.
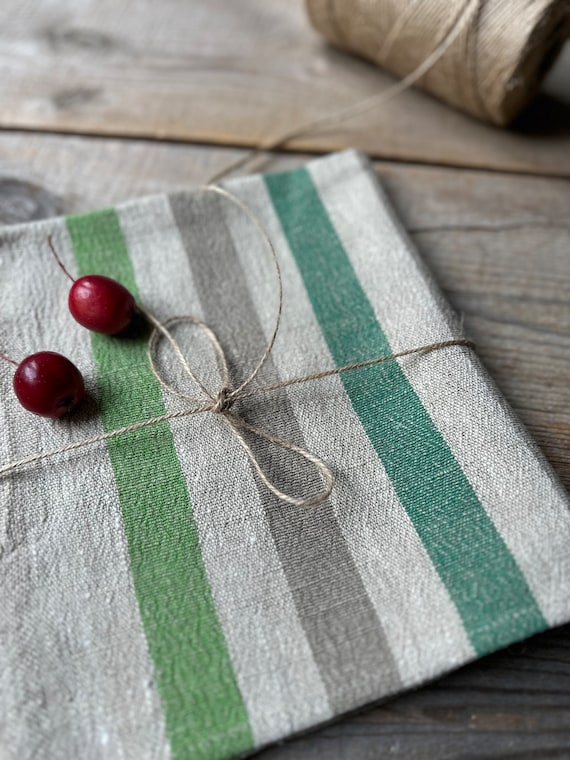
[0,185,473,507]
[207,0,479,184]
[306,0,570,126]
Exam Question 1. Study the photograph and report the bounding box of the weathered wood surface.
[1,132,569,757]
[0,0,570,176]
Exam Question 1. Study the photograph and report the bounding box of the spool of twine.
[306,0,570,125]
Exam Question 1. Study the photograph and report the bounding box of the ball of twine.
[306,0,570,126]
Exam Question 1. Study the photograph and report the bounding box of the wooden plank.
[1,132,569,757]
[0,0,569,176]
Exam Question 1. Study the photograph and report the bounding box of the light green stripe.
[265,168,546,656]
[66,209,253,760]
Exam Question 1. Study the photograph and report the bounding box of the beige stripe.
[310,149,570,627]
[116,195,332,745]
[0,220,169,759]
[221,173,474,686]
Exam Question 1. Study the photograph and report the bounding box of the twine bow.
[141,310,335,508]
[0,185,474,506]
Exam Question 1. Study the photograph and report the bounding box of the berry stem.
[0,352,19,366]
[47,235,76,282]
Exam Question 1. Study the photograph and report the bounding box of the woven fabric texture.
[1,150,569,760]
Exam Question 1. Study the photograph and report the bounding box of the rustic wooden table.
[1,2,569,757]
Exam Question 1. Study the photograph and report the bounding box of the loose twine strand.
[206,0,479,184]
[0,184,474,507]
[1,7,486,504]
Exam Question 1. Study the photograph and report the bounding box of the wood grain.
[0,0,569,176]
[1,132,569,757]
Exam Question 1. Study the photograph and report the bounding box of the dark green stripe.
[66,210,253,760]
[265,167,546,655]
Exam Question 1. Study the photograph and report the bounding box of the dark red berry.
[68,275,135,335]
[13,352,85,418]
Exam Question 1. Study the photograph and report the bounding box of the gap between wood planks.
[1,124,570,182]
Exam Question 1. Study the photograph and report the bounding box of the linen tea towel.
[1,149,569,760]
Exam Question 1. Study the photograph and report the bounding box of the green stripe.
[66,210,253,760]
[265,168,546,656]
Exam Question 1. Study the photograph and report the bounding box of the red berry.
[68,275,135,335]
[13,352,85,418]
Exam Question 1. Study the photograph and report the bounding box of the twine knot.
[211,386,234,414]
[140,305,336,508]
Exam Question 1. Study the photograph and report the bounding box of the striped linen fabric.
[1,149,569,760]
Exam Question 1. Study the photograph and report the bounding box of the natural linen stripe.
[264,166,547,656]
[309,149,570,630]
[0,223,170,760]
[65,210,253,760]
[168,190,403,714]
[115,195,334,746]
[222,173,475,687]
